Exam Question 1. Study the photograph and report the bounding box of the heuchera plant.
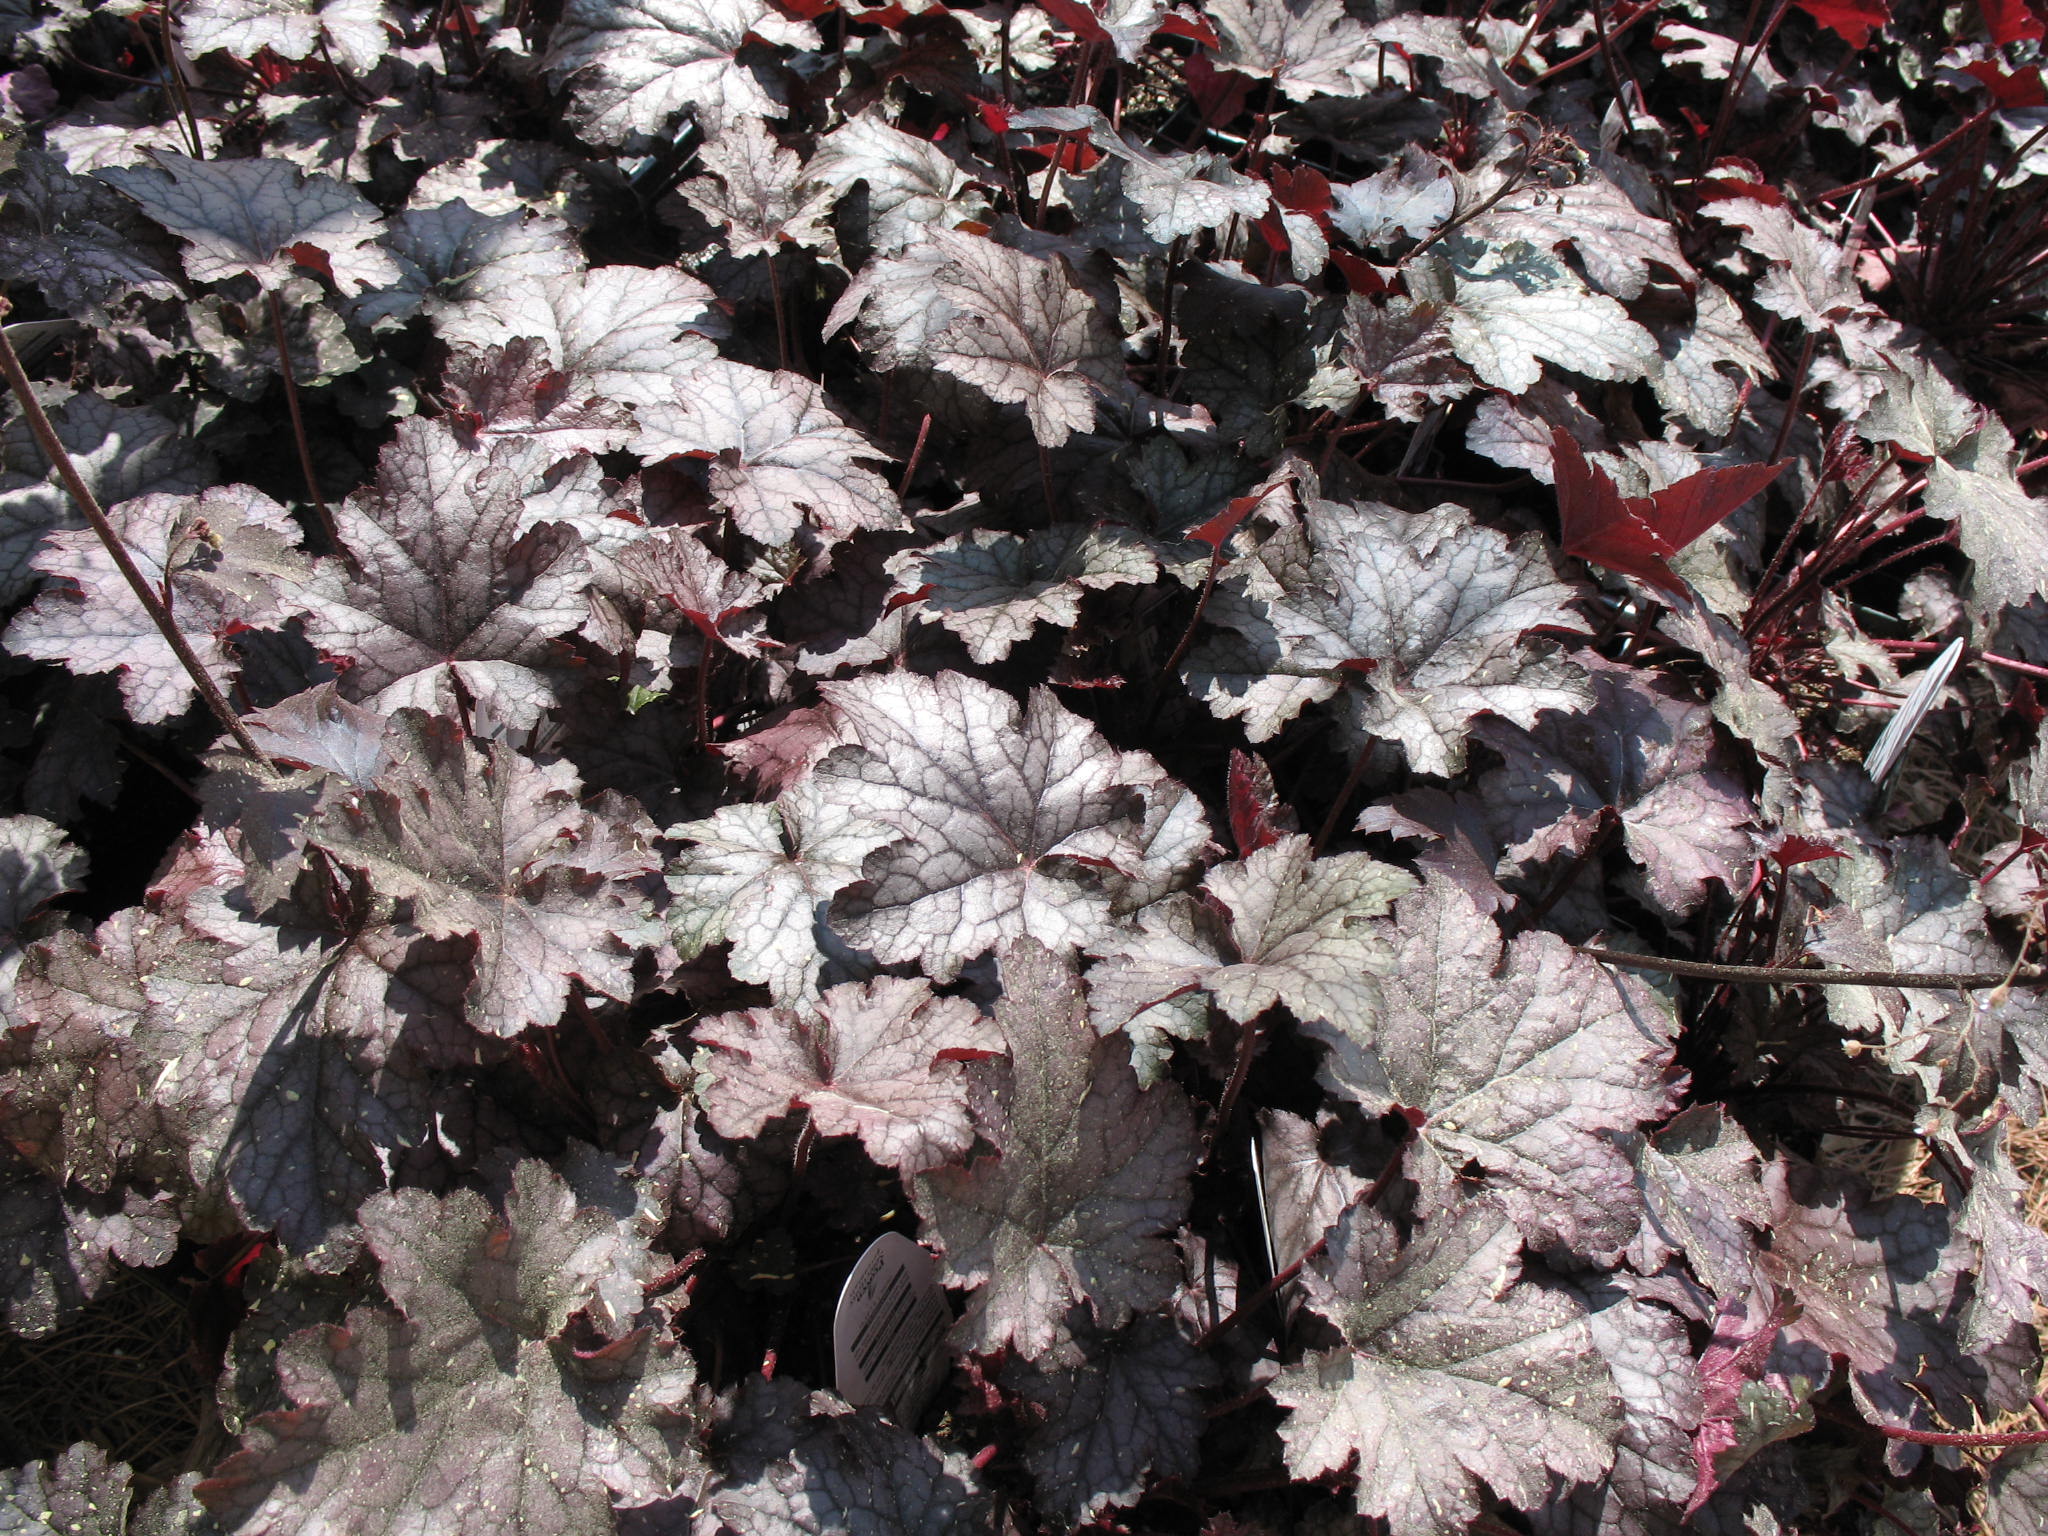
[3,0,2048,1530]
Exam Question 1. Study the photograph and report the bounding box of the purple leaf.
[827,227,1122,448]
[0,1156,177,1338]
[1988,1445,2048,1534]
[914,939,1197,1361]
[1473,658,1753,918]
[1763,1157,2030,1454]
[199,1170,697,1534]
[179,0,399,72]
[1277,1196,1621,1535]
[884,523,1158,664]
[1309,875,1683,1253]
[307,712,659,1036]
[1187,491,1591,775]
[694,976,1000,1176]
[438,337,635,457]
[1622,1106,1771,1301]
[545,0,817,142]
[1004,1311,1219,1524]
[702,1380,992,1534]
[1532,1286,1703,1536]
[631,359,904,549]
[11,834,472,1251]
[1085,834,1414,1073]
[814,671,1205,982]
[352,199,579,329]
[1206,0,1385,101]
[683,119,836,260]
[437,266,725,411]
[0,392,214,606]
[99,151,400,292]
[0,149,182,320]
[810,115,989,255]
[5,484,308,724]
[666,778,894,1005]
[1,1441,132,1535]
[299,418,590,728]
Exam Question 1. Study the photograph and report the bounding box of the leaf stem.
[1867,1422,2048,1447]
[1157,235,1185,400]
[1206,1013,1264,1162]
[158,2,206,160]
[1764,333,1817,466]
[1881,638,2048,686]
[317,35,375,108]
[898,411,932,497]
[695,646,716,751]
[1192,1244,1313,1352]
[1576,946,2047,989]
[1588,0,1638,139]
[790,1114,817,1182]
[0,302,265,760]
[1310,739,1375,857]
[765,247,793,374]
[1162,552,1224,680]
[1704,0,1795,168]
[267,288,344,557]
[1811,110,1992,202]
[1526,0,1658,83]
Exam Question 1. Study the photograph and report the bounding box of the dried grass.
[0,1259,210,1494]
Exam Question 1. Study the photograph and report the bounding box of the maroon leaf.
[299,419,590,728]
[1792,0,1890,47]
[1226,748,1293,856]
[306,712,659,1037]
[693,976,1000,1175]
[1277,1197,1621,1535]
[198,1170,696,1534]
[1552,428,1785,597]
[914,940,1198,1361]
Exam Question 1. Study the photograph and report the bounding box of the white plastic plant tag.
[1249,1127,1279,1278]
[833,1231,950,1424]
[1865,635,1965,787]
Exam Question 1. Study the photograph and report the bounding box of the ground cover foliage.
[3,0,2048,1529]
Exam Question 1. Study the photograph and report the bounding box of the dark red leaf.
[1553,428,1671,591]
[1037,0,1112,43]
[1330,250,1390,295]
[1155,10,1220,45]
[1226,749,1289,857]
[1978,0,2048,42]
[287,240,336,282]
[1186,487,1268,551]
[1269,165,1333,220]
[1646,458,1790,551]
[1791,0,1890,46]
[1185,50,1252,127]
[1017,138,1101,172]
[1694,159,1788,206]
[1552,428,1786,597]
[1963,60,2048,105]
[1770,835,1847,869]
